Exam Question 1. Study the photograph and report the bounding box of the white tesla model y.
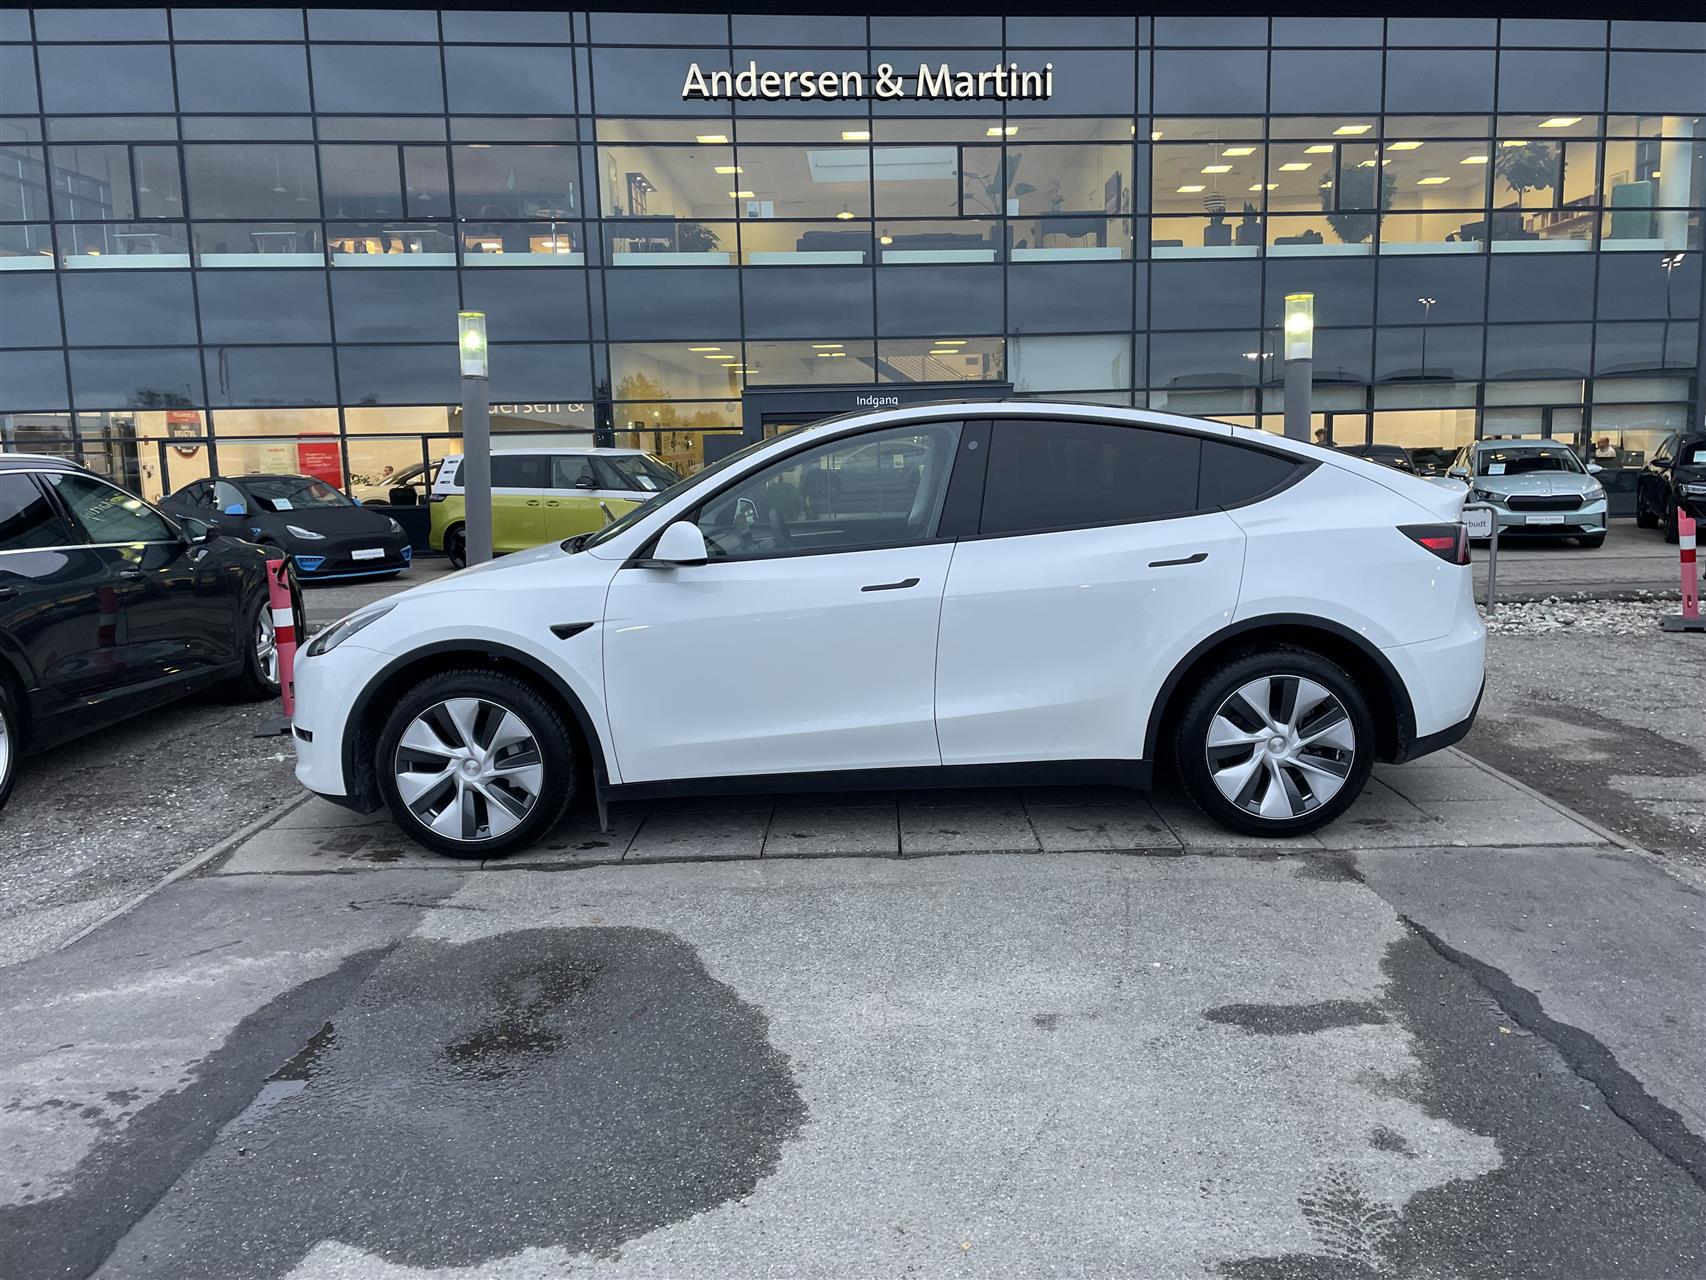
[293,403,1486,857]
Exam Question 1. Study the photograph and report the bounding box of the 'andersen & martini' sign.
[682,61,1054,102]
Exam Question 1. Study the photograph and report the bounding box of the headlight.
[1583,481,1605,501]
[1471,487,1501,504]
[286,524,326,541]
[387,516,405,535]
[304,602,396,657]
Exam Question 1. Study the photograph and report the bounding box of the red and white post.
[253,557,300,737]
[1661,508,1703,634]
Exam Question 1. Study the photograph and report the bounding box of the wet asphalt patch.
[1203,1000,1387,1036]
[1218,930,1706,1280]
[90,927,805,1279]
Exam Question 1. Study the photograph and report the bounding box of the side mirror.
[223,502,247,516]
[1586,462,1603,474]
[1447,466,1470,481]
[638,521,709,568]
[180,516,214,544]
[574,475,597,489]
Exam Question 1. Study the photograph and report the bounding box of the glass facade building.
[1,9,1703,505]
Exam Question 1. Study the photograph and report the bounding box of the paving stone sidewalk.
[214,747,1611,876]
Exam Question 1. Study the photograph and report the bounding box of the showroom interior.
[0,9,1702,506]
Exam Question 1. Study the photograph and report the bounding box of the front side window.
[694,422,963,559]
[596,454,679,493]
[980,419,1203,537]
[41,472,176,543]
[0,474,76,551]
[552,455,598,489]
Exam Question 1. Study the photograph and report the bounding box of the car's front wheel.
[1634,488,1658,529]
[224,591,283,700]
[375,669,576,858]
[1175,648,1374,837]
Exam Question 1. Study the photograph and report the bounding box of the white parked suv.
[292,402,1486,857]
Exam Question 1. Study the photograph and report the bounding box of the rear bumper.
[1399,680,1483,762]
[1382,590,1487,758]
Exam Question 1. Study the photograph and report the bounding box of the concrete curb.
[48,791,315,957]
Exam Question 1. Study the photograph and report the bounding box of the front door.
[489,454,548,552]
[602,420,964,784]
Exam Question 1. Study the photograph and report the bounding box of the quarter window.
[41,472,176,543]
[491,456,549,488]
[1198,440,1306,509]
[0,474,76,550]
[979,419,1202,536]
[694,422,962,559]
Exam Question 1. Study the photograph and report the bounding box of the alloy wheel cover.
[393,697,545,842]
[256,613,279,686]
[1205,674,1356,821]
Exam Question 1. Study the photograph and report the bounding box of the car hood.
[1471,472,1601,497]
[398,540,609,600]
[267,504,399,535]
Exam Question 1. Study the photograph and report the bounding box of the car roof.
[0,452,84,473]
[438,447,650,459]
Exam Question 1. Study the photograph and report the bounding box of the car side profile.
[0,455,292,810]
[429,448,680,568]
[292,403,1486,857]
[1634,431,1706,543]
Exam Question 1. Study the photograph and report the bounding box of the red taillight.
[1400,523,1470,565]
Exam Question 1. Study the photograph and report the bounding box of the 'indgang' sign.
[682,61,1054,102]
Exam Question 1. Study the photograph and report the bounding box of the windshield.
[1684,442,1706,467]
[244,475,351,510]
[599,453,681,493]
[577,436,775,551]
[1476,447,1584,478]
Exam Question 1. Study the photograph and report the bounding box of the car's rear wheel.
[445,524,467,569]
[375,669,575,858]
[0,679,19,812]
[1634,489,1658,529]
[1663,499,1680,544]
[1176,648,1374,837]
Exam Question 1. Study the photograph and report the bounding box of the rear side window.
[1198,439,1305,509]
[491,455,548,488]
[979,419,1202,536]
[0,473,76,551]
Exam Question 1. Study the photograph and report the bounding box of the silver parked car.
[1444,440,1609,547]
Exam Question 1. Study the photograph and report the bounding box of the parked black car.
[160,474,412,581]
[1337,443,1418,474]
[1634,432,1706,543]
[0,455,295,810]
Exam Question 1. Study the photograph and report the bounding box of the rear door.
[934,418,1249,766]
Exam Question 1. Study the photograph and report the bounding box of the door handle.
[114,568,144,580]
[526,499,542,506]
[1148,552,1208,568]
[861,577,920,592]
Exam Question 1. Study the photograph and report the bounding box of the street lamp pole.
[1417,296,1436,380]
[1283,292,1314,441]
[457,310,493,566]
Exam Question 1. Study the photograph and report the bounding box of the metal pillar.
[460,374,492,565]
[1283,357,1312,442]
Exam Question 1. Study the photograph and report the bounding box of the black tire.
[445,524,467,569]
[1634,489,1658,529]
[0,678,20,812]
[223,590,282,701]
[1175,647,1375,838]
[374,668,576,859]
[1576,533,1606,548]
[1663,500,1680,544]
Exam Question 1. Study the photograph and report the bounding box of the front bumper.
[292,542,412,578]
[291,640,382,803]
[1474,499,1608,538]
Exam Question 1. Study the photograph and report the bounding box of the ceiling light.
[816,351,842,358]
[696,134,729,144]
[929,349,957,355]
[1334,123,1373,135]
[1150,130,1163,141]
[1539,116,1581,128]
[688,347,722,352]
[811,343,843,348]
[936,339,967,345]
[1279,162,1311,172]
[1461,154,1489,165]
[1177,184,1206,193]
[729,190,755,198]
[1416,176,1450,185]
[1650,169,1661,177]
[1202,164,1232,174]
[1501,139,1529,147]
[879,234,893,245]
[985,125,1018,137]
[1248,183,1277,192]
[713,165,743,175]
[835,210,854,220]
[1305,144,1334,155]
[1388,141,1424,151]
[1221,146,1255,157]
[703,353,732,359]
[841,130,870,141]
[1358,159,1377,168]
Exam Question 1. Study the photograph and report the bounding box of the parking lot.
[4,527,1704,1280]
